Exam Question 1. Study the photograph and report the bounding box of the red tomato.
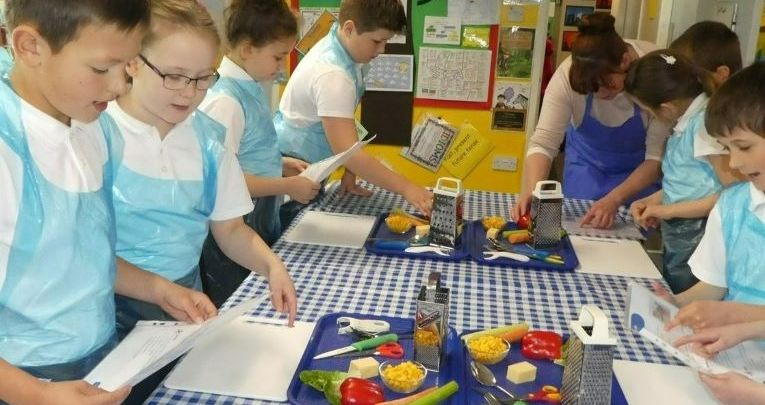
[517,213,531,230]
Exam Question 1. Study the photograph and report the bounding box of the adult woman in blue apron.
[512,12,666,228]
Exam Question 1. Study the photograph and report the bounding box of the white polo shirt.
[0,98,107,290]
[689,182,765,287]
[199,56,249,155]
[106,102,253,222]
[278,36,362,127]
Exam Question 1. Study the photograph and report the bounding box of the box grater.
[414,272,450,371]
[561,305,617,405]
[429,177,463,248]
[531,180,563,249]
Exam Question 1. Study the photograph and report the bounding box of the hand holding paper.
[300,135,376,183]
[85,295,267,391]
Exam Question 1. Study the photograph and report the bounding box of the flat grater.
[561,305,617,405]
[429,177,463,248]
[530,180,563,249]
[414,272,450,371]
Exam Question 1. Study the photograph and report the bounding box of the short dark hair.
[569,12,627,94]
[5,0,150,53]
[624,49,717,110]
[706,62,765,138]
[670,21,742,74]
[226,0,297,48]
[339,0,406,35]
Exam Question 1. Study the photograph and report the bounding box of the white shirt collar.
[107,100,194,137]
[749,182,765,213]
[674,93,708,133]
[218,56,254,81]
[20,97,93,146]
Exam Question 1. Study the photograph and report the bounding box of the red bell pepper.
[340,377,385,405]
[521,331,563,360]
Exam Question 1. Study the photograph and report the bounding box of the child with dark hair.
[670,20,742,85]
[0,1,208,403]
[625,50,741,293]
[514,12,668,229]
[274,0,432,215]
[661,63,765,404]
[199,0,318,304]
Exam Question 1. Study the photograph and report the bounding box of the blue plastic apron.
[108,110,224,335]
[274,23,366,164]
[660,97,721,293]
[208,76,282,243]
[720,183,765,304]
[562,94,659,203]
[0,68,116,373]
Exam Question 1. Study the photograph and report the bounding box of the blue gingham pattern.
[147,183,674,405]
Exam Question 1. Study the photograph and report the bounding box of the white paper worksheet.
[85,295,268,391]
[300,135,376,183]
[626,283,765,382]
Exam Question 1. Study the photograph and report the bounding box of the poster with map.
[415,47,492,103]
[365,54,414,92]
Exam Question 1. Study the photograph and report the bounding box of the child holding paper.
[656,63,765,331]
[0,0,217,403]
[274,0,432,215]
[105,0,297,337]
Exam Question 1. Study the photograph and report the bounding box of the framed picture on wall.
[596,0,612,9]
[561,30,579,52]
[564,5,594,27]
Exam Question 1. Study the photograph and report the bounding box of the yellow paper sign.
[443,123,493,179]
[295,10,337,55]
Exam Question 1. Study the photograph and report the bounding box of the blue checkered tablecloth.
[147,183,673,405]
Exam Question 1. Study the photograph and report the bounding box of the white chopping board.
[614,360,720,404]
[164,317,315,401]
[283,211,377,249]
[570,236,662,279]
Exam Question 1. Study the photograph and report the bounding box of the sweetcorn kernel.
[467,335,509,365]
[385,215,412,233]
[482,216,506,230]
[381,361,426,393]
[414,329,440,346]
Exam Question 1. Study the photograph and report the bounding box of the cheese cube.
[348,357,380,379]
[416,225,430,237]
[506,361,537,384]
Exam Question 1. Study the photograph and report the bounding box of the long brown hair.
[624,49,717,110]
[569,12,627,94]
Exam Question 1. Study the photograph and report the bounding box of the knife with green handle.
[313,333,398,359]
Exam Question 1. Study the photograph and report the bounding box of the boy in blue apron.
[106,0,297,338]
[657,63,765,329]
[274,0,432,216]
[624,50,741,293]
[0,1,216,403]
[662,63,765,404]
[199,0,319,306]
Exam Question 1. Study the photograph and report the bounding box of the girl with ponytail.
[625,49,742,293]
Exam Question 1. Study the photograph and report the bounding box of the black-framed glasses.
[138,54,219,91]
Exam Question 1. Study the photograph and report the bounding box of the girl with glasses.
[104,0,298,339]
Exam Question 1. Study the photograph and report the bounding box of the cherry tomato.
[517,213,531,230]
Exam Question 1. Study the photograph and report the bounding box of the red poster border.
[413,25,499,111]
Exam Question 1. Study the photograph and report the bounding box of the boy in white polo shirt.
[658,63,765,333]
[274,0,432,215]
[0,1,216,403]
